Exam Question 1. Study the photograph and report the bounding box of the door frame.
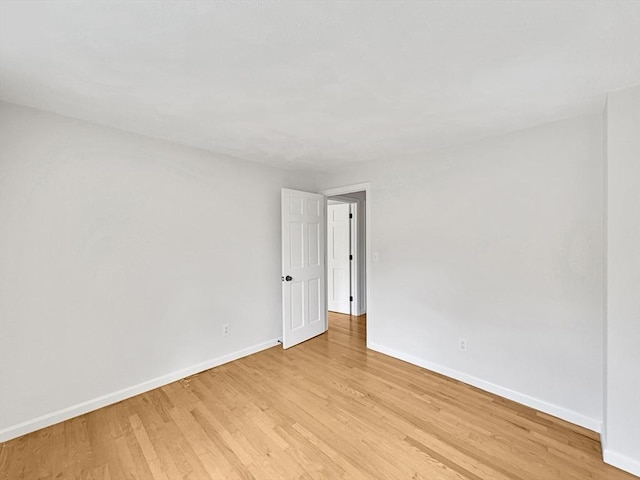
[320,183,371,345]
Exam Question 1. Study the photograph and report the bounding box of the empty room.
[1,1,639,479]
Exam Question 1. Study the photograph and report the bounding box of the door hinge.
[349,254,353,260]
[349,213,353,219]
[350,296,353,302]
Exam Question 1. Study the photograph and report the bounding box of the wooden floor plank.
[0,312,635,479]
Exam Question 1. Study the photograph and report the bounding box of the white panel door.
[327,203,351,314]
[281,189,327,349]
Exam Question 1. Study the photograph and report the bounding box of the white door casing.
[327,203,351,314]
[281,189,327,349]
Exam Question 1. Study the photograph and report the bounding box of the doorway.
[327,201,351,314]
[327,194,366,316]
[322,184,369,341]
[280,184,370,349]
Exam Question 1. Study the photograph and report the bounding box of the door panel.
[309,223,320,266]
[290,222,304,268]
[308,278,321,323]
[282,189,327,348]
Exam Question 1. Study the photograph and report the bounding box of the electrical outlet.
[459,338,467,351]
[222,323,230,337]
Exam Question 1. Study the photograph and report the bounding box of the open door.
[327,202,351,314]
[281,188,327,348]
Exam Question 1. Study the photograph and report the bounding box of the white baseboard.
[602,435,640,477]
[367,342,601,433]
[0,338,280,443]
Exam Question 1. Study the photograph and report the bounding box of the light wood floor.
[1,312,634,480]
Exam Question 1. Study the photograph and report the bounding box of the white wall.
[603,84,640,476]
[318,114,604,430]
[1,98,625,460]
[0,102,313,440]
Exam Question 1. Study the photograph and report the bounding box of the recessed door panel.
[308,278,321,324]
[308,222,320,267]
[308,199,320,217]
[333,225,347,260]
[290,281,305,330]
[290,222,304,268]
[290,197,303,215]
[333,268,348,300]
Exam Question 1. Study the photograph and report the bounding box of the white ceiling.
[1,1,638,171]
